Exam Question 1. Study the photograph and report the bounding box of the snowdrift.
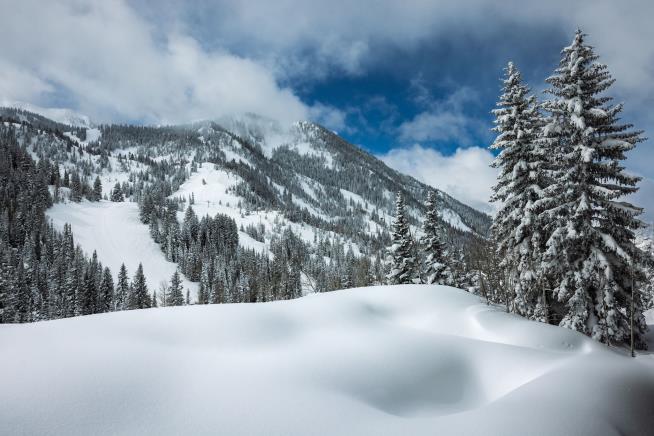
[1,285,653,435]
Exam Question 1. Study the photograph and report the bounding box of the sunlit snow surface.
[1,285,653,435]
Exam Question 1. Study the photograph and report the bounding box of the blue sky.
[1,0,653,216]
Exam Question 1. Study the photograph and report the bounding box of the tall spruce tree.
[98,267,114,313]
[115,263,129,311]
[386,193,418,285]
[489,62,549,320]
[92,176,102,201]
[167,271,185,306]
[110,182,124,202]
[128,263,150,309]
[421,191,450,285]
[540,30,647,347]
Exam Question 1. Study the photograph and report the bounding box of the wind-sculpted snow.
[1,285,653,435]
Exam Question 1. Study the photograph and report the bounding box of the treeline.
[0,127,110,322]
[140,186,387,304]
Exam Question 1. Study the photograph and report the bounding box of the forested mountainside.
[0,107,491,322]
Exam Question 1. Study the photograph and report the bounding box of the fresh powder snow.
[1,285,653,436]
[47,201,199,298]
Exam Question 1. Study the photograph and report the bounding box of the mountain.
[0,107,491,304]
[1,101,93,128]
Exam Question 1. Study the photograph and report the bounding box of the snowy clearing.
[47,201,198,299]
[1,285,653,435]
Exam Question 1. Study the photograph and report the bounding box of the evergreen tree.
[92,176,103,201]
[128,263,150,309]
[98,267,114,313]
[70,171,83,202]
[421,191,450,285]
[386,193,418,285]
[167,271,185,306]
[540,30,647,347]
[115,263,129,311]
[198,261,211,304]
[489,61,549,320]
[110,182,124,202]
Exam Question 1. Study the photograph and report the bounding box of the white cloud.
[0,0,308,125]
[398,87,485,146]
[378,144,497,213]
[398,111,475,145]
[308,103,351,134]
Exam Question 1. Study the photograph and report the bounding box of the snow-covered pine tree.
[489,61,549,320]
[115,263,129,311]
[92,176,102,202]
[128,263,150,309]
[198,260,211,304]
[386,192,418,285]
[98,266,114,313]
[167,271,185,306]
[421,191,450,285]
[540,30,647,347]
[110,182,124,202]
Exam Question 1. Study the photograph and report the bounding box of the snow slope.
[47,201,198,298]
[1,285,653,436]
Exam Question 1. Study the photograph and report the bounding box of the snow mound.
[1,285,653,435]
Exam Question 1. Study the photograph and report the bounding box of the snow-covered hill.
[1,285,652,436]
[1,107,492,300]
[46,201,199,297]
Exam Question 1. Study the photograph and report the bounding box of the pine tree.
[115,263,129,311]
[489,61,549,320]
[421,191,450,285]
[70,172,83,202]
[540,30,647,347]
[128,263,150,309]
[167,271,185,306]
[110,182,124,202]
[386,193,418,285]
[198,261,211,304]
[92,176,102,201]
[98,267,114,313]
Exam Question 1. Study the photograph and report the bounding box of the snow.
[46,201,198,299]
[174,163,244,218]
[1,285,652,436]
[222,148,250,166]
[292,141,334,168]
[86,128,101,143]
[174,163,350,252]
[439,208,473,232]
